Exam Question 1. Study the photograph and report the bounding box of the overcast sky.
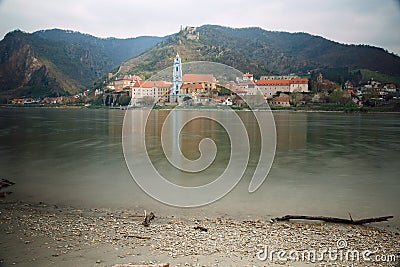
[1,0,399,55]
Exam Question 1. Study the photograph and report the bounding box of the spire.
[170,52,183,99]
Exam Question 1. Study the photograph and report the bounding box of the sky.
[0,0,399,55]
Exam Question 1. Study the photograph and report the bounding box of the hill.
[199,25,400,75]
[119,25,400,84]
[0,29,163,97]
[1,25,400,98]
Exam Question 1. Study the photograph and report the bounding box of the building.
[178,73,217,103]
[344,80,355,90]
[260,75,296,80]
[236,73,254,83]
[289,77,309,93]
[242,73,254,81]
[270,95,290,107]
[180,83,205,96]
[131,80,171,105]
[182,74,217,92]
[180,26,200,40]
[255,76,308,99]
[170,53,183,103]
[255,79,291,99]
[383,83,397,93]
[109,75,142,92]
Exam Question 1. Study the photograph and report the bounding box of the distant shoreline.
[2,104,400,114]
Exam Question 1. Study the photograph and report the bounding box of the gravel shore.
[1,201,399,267]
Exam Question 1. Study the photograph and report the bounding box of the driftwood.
[0,191,12,198]
[0,179,15,198]
[272,215,393,225]
[124,234,151,239]
[113,264,169,267]
[142,210,155,227]
[0,179,15,189]
[194,225,208,232]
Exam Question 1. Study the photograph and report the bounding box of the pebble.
[1,202,399,267]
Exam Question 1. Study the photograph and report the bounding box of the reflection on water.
[0,108,399,225]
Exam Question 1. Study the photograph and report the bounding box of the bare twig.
[272,215,393,225]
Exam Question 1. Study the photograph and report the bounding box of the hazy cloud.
[0,0,399,55]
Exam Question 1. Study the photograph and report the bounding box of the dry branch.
[0,179,15,189]
[194,225,208,232]
[272,215,393,225]
[124,234,151,239]
[113,263,169,267]
[142,210,155,227]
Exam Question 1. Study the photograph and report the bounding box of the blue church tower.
[170,53,182,102]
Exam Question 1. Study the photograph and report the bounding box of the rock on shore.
[0,201,399,266]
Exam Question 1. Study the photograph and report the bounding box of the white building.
[170,53,183,103]
[131,80,171,105]
[255,77,309,99]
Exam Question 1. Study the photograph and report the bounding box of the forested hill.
[0,29,163,97]
[197,25,400,76]
[1,25,400,98]
[120,25,400,81]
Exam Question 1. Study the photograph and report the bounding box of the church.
[130,53,217,106]
[169,53,217,104]
[169,53,183,103]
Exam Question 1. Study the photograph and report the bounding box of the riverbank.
[2,103,400,113]
[1,201,399,267]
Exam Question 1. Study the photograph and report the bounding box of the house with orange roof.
[255,76,308,99]
[112,75,142,92]
[383,83,397,93]
[180,83,205,95]
[289,77,309,93]
[182,74,217,93]
[270,95,291,107]
[131,80,171,106]
[255,79,291,99]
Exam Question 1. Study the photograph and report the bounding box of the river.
[0,107,399,227]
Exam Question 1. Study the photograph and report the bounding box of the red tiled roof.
[182,74,216,83]
[243,73,253,77]
[290,77,308,84]
[255,80,291,86]
[133,80,171,88]
[255,78,308,86]
[181,83,204,89]
[119,75,142,81]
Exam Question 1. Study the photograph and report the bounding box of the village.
[10,55,400,110]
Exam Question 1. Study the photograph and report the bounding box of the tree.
[290,91,303,107]
[183,96,192,102]
[118,95,131,106]
[329,89,344,104]
[141,96,155,106]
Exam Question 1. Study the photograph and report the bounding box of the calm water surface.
[0,108,399,225]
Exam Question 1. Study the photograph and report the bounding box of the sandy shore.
[0,201,399,267]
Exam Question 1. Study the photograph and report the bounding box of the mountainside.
[120,25,400,83]
[1,25,400,98]
[0,29,162,97]
[34,29,162,69]
[119,31,269,79]
[199,25,400,75]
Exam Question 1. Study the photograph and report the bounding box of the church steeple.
[171,53,182,97]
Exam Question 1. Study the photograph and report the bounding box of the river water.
[0,107,399,226]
